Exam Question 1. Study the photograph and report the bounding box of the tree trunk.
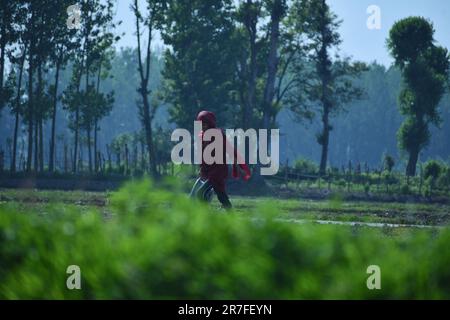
[125,144,129,174]
[38,62,44,172]
[79,146,83,172]
[19,141,25,171]
[141,92,157,177]
[87,126,92,173]
[69,147,73,171]
[36,62,44,172]
[245,23,257,130]
[106,144,112,171]
[11,45,27,173]
[72,69,82,173]
[26,44,34,172]
[11,110,20,173]
[73,109,80,172]
[64,143,68,173]
[133,144,138,171]
[116,152,121,170]
[85,54,92,173]
[0,22,5,112]
[262,0,283,130]
[34,115,38,171]
[319,110,330,175]
[94,63,101,172]
[239,0,261,130]
[94,120,98,172]
[39,117,44,172]
[140,140,145,171]
[49,53,62,172]
[406,148,419,177]
[134,0,157,178]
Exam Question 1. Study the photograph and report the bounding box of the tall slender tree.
[92,48,116,172]
[48,0,79,172]
[64,0,117,173]
[9,44,27,172]
[0,2,18,117]
[287,0,367,174]
[24,1,37,172]
[131,0,165,177]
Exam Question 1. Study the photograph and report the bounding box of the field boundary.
[247,217,445,229]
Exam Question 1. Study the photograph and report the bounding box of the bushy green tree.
[158,0,238,129]
[388,17,450,176]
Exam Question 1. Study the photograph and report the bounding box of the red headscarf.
[197,110,216,128]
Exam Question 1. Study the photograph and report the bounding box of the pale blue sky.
[115,0,450,66]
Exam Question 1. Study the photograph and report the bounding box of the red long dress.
[197,111,251,193]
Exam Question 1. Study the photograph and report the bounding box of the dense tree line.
[0,0,449,177]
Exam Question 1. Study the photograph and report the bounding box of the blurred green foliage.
[0,179,449,299]
[424,160,443,181]
[294,158,319,174]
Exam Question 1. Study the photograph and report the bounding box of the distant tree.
[287,0,367,174]
[8,45,27,172]
[158,0,237,129]
[48,0,79,172]
[12,0,69,172]
[294,158,318,174]
[234,0,291,130]
[64,0,118,173]
[0,2,18,117]
[62,65,83,170]
[79,84,114,172]
[424,160,442,181]
[27,0,69,172]
[383,154,395,173]
[91,48,116,172]
[153,126,173,174]
[22,1,38,172]
[234,0,263,129]
[261,0,288,129]
[388,17,450,176]
[111,133,132,173]
[423,159,443,194]
[131,0,165,178]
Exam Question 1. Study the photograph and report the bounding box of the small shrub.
[294,158,318,174]
[437,166,450,191]
[383,155,395,172]
[424,160,442,181]
[400,183,410,195]
[364,183,371,194]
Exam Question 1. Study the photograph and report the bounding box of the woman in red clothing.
[189,110,251,209]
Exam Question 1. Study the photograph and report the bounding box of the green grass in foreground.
[0,180,449,299]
